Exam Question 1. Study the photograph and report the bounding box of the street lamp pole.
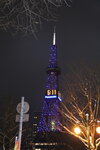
[18,97,24,150]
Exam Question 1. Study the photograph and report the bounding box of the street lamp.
[73,115,100,150]
[74,127,81,135]
[96,121,100,134]
[96,127,100,134]
[74,122,100,135]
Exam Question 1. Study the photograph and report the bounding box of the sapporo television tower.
[38,27,62,132]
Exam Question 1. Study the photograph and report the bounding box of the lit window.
[33,124,37,126]
[34,117,37,119]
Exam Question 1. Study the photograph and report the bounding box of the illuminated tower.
[38,28,62,132]
[32,29,85,150]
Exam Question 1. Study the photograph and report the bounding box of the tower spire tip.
[53,26,56,45]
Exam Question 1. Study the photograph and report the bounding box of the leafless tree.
[0,0,72,35]
[0,97,31,150]
[60,64,100,150]
[0,105,18,150]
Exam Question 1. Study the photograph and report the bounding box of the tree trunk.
[2,144,5,150]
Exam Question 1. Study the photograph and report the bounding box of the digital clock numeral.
[52,89,57,95]
[47,90,52,95]
[47,89,57,95]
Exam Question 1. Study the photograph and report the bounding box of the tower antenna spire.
[53,26,56,45]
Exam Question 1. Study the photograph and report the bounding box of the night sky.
[0,0,100,118]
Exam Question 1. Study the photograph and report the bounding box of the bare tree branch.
[0,0,72,35]
[60,64,100,150]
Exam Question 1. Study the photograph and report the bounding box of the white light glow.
[74,127,81,135]
[96,127,100,134]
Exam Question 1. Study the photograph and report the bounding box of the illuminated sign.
[45,95,57,99]
[45,89,62,101]
[46,89,57,96]
[45,95,62,101]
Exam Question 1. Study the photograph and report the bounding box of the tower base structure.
[31,131,85,150]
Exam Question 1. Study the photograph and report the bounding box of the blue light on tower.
[44,96,62,101]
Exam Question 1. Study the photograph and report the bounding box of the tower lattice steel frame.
[38,28,62,132]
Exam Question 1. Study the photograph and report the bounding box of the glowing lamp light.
[96,126,100,134]
[74,127,81,135]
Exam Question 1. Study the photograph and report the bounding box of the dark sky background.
[0,0,100,119]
